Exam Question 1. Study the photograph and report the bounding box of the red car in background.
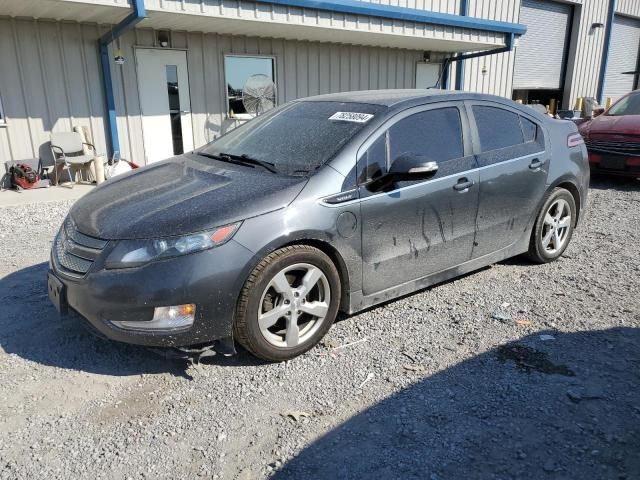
[579,90,640,177]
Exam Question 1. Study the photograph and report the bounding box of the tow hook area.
[148,337,236,364]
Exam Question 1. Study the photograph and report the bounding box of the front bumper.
[588,151,640,177]
[49,239,256,348]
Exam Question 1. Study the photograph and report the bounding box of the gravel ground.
[1,177,639,479]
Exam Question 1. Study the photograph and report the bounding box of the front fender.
[232,201,363,306]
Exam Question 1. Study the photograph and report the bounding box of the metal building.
[0,0,638,166]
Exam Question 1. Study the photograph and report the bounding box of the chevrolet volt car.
[48,90,589,361]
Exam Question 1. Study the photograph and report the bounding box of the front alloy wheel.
[234,245,341,361]
[258,263,331,348]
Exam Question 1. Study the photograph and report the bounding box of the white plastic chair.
[50,132,97,186]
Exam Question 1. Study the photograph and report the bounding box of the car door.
[467,102,549,258]
[358,103,480,296]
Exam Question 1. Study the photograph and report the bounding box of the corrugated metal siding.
[169,33,422,153]
[359,0,619,106]
[0,18,107,162]
[617,0,640,19]
[142,0,504,50]
[603,15,640,100]
[462,0,520,98]
[513,0,573,90]
[457,0,611,107]
[457,0,615,107]
[561,0,609,108]
[0,18,422,163]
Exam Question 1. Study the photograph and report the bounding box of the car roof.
[297,89,548,122]
[297,89,501,107]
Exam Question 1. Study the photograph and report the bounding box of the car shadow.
[0,262,258,378]
[274,327,640,479]
[590,174,640,191]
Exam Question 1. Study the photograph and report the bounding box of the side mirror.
[593,107,605,117]
[366,153,438,192]
[389,153,438,181]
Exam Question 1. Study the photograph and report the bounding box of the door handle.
[453,178,474,192]
[529,159,544,170]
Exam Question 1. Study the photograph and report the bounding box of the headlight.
[105,222,241,269]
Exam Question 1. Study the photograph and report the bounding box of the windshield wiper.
[219,152,277,173]
[195,151,277,174]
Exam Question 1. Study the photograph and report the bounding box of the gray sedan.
[48,89,589,361]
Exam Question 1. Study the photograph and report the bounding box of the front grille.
[53,217,107,277]
[586,140,640,156]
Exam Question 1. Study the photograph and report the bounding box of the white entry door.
[136,49,193,164]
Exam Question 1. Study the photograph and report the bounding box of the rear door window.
[471,104,545,166]
[473,106,523,152]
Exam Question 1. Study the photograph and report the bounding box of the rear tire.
[234,245,341,362]
[527,187,576,263]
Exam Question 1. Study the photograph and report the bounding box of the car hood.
[69,155,308,239]
[586,114,640,136]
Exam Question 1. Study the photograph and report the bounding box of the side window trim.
[356,101,469,186]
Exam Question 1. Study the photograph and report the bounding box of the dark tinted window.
[359,134,387,183]
[388,108,463,163]
[201,101,384,175]
[520,116,538,142]
[473,106,524,152]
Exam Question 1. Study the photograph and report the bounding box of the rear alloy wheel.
[527,188,576,263]
[234,246,340,361]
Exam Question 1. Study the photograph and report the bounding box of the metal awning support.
[99,0,146,158]
[441,33,517,90]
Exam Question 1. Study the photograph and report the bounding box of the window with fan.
[224,55,276,118]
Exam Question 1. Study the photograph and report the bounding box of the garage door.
[603,15,640,102]
[513,0,573,90]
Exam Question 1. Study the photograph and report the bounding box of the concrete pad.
[0,184,95,208]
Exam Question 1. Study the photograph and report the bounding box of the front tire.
[234,245,341,361]
[527,187,576,263]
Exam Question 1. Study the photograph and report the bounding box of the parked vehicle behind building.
[579,89,640,177]
[48,90,589,361]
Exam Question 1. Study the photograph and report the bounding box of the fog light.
[112,304,196,331]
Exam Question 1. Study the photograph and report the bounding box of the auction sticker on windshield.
[329,112,374,123]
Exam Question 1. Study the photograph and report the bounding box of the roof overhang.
[0,0,527,53]
[0,0,131,24]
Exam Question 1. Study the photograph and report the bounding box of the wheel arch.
[548,177,582,225]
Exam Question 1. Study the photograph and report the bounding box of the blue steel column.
[455,0,469,91]
[98,0,146,157]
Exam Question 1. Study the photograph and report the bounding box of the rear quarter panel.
[545,118,590,224]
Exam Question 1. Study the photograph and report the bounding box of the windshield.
[607,92,640,116]
[199,101,384,175]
